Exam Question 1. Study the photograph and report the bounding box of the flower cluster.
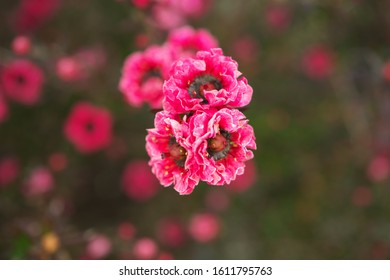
[146,48,256,195]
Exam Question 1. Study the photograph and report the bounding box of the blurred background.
[1,0,390,259]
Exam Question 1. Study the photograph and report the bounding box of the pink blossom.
[1,59,44,105]
[13,0,61,33]
[167,26,218,58]
[0,156,20,187]
[85,234,112,259]
[228,159,257,192]
[0,94,8,123]
[157,218,186,247]
[119,45,174,109]
[117,222,136,240]
[302,45,335,79]
[163,48,253,114]
[121,160,160,201]
[146,111,200,195]
[133,238,158,259]
[189,108,256,185]
[132,0,150,9]
[64,102,113,153]
[188,213,220,243]
[367,154,389,182]
[151,4,186,30]
[48,152,68,172]
[23,167,53,196]
[11,36,31,55]
[170,0,211,18]
[56,56,84,82]
[231,36,259,64]
[265,4,291,32]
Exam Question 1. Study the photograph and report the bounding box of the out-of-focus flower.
[302,45,335,79]
[170,0,211,18]
[48,152,68,172]
[117,222,136,240]
[231,36,259,64]
[227,159,257,192]
[121,160,160,201]
[189,108,256,185]
[119,45,174,109]
[85,234,112,259]
[188,213,220,243]
[146,111,200,195]
[133,238,158,259]
[351,186,373,207]
[163,48,253,114]
[64,102,113,153]
[381,61,390,82]
[151,4,186,31]
[12,0,61,33]
[132,0,150,9]
[157,218,186,248]
[0,94,9,124]
[167,26,218,58]
[11,36,31,55]
[367,154,389,182]
[1,59,44,105]
[56,57,84,82]
[23,166,53,196]
[0,156,20,187]
[265,4,291,32]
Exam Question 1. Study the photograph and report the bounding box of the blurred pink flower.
[382,61,390,82]
[228,159,257,192]
[11,36,31,55]
[133,238,158,259]
[151,4,186,30]
[170,0,211,18]
[351,186,373,207]
[302,45,335,79]
[64,102,113,153]
[13,0,61,33]
[0,94,8,123]
[163,48,253,114]
[167,26,218,58]
[0,156,20,187]
[265,4,291,32]
[56,57,84,82]
[231,36,259,64]
[132,0,150,9]
[1,59,44,105]
[117,222,136,240]
[23,166,53,196]
[188,213,220,243]
[121,160,160,201]
[157,218,186,248]
[85,234,112,259]
[146,111,200,195]
[119,45,174,109]
[189,108,256,185]
[367,154,389,182]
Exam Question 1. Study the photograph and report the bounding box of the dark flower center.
[85,121,95,132]
[15,74,26,85]
[207,130,231,161]
[161,137,187,167]
[142,68,161,83]
[188,74,222,102]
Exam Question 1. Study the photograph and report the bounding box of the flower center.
[85,121,94,132]
[161,137,187,167]
[142,68,161,83]
[15,74,26,85]
[207,130,231,161]
[188,74,222,102]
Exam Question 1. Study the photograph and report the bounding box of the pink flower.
[121,160,160,201]
[0,156,20,187]
[189,108,256,185]
[167,26,218,58]
[13,0,61,33]
[85,234,112,259]
[0,94,8,123]
[1,59,44,105]
[188,213,220,243]
[12,36,31,55]
[64,102,113,153]
[146,111,200,195]
[265,4,291,32]
[157,218,186,248]
[170,0,211,18]
[23,166,53,196]
[163,48,253,114]
[133,238,158,260]
[367,154,389,182]
[56,56,85,82]
[228,159,257,192]
[231,36,259,64]
[48,152,68,172]
[119,45,174,109]
[302,45,335,79]
[132,0,150,9]
[117,222,136,240]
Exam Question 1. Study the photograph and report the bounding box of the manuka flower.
[163,48,253,114]
[64,102,113,153]
[119,45,174,109]
[167,26,218,58]
[145,111,199,195]
[189,108,256,185]
[0,59,44,105]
